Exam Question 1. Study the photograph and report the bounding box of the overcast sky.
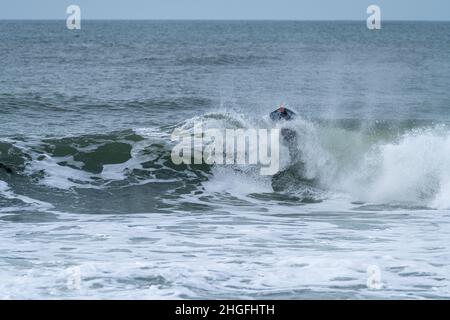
[1,0,450,20]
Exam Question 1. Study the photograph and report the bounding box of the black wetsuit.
[270,108,297,142]
[270,108,296,121]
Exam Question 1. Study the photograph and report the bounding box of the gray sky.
[1,0,450,20]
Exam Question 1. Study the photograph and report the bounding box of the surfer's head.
[270,104,296,122]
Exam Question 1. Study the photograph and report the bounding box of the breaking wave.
[1,111,450,210]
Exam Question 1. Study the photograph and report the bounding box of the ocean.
[1,20,450,299]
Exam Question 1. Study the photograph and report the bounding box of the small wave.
[1,127,212,193]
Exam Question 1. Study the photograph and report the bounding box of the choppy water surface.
[1,21,450,299]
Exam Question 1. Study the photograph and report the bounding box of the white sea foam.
[296,125,450,209]
[0,204,448,299]
[0,180,8,192]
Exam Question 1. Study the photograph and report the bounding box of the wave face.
[2,113,450,211]
[0,128,211,214]
[280,120,450,209]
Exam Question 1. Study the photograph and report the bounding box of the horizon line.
[1,18,450,22]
